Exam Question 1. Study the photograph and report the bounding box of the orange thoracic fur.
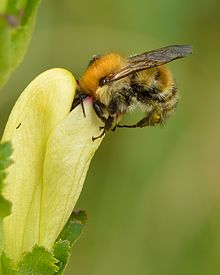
[79,53,126,95]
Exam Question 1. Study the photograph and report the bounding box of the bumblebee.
[72,45,192,140]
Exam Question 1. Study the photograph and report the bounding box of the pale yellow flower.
[2,68,103,264]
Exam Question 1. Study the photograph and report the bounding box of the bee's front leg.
[92,101,115,141]
[93,100,107,124]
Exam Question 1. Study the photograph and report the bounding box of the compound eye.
[99,77,107,86]
[99,73,114,86]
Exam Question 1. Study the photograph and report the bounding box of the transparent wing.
[105,45,192,83]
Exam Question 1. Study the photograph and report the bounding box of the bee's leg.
[93,101,107,124]
[92,116,114,141]
[107,91,133,131]
[117,118,147,128]
[118,111,161,128]
[92,101,113,141]
[71,93,87,117]
[92,130,105,141]
[111,124,118,132]
[102,116,114,131]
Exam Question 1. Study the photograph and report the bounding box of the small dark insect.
[72,45,192,140]
[16,123,21,129]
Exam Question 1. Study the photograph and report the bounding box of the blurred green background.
[1,0,220,274]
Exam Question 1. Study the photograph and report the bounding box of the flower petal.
[2,68,76,263]
[39,100,103,249]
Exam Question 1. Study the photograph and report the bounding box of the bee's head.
[79,53,126,94]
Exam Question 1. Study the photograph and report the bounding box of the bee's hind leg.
[117,123,140,128]
[117,117,147,129]
[118,111,161,129]
[117,115,151,128]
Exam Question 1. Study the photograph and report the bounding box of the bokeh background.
[1,0,220,274]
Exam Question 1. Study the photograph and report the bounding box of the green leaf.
[0,142,13,162]
[1,252,17,275]
[1,211,87,275]
[17,246,59,275]
[10,0,41,71]
[0,195,12,254]
[7,0,27,16]
[0,18,11,88]
[0,1,8,14]
[0,0,41,88]
[21,0,40,25]
[53,240,70,275]
[0,195,11,220]
[57,211,87,246]
[53,211,87,274]
[0,142,13,192]
[0,142,13,254]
